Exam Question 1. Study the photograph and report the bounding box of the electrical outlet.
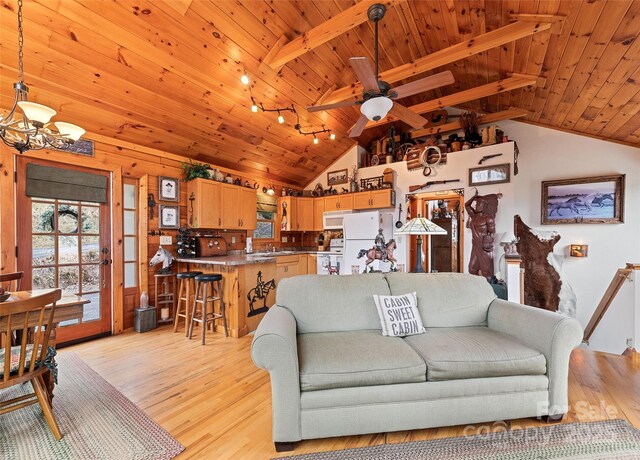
[292,236,296,242]
[627,338,634,347]
[159,236,172,245]
[281,236,288,243]
[231,236,236,244]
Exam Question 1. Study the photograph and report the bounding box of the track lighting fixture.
[240,72,250,85]
[277,111,285,124]
[313,136,319,145]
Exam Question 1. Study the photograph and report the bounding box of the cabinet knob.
[219,217,221,226]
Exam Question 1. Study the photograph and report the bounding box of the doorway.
[16,158,112,345]
[406,190,464,273]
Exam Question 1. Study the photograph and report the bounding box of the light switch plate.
[281,236,288,243]
[160,235,172,245]
[231,236,236,244]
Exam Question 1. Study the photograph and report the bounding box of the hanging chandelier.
[0,0,84,154]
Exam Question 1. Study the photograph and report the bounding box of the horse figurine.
[149,246,174,274]
[247,271,276,317]
[357,240,397,271]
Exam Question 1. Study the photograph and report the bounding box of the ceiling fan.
[307,3,455,138]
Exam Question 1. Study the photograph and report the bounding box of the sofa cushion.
[276,274,389,333]
[373,292,425,337]
[404,326,546,381]
[385,273,497,327]
[298,330,427,391]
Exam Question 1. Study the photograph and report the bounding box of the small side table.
[154,272,177,325]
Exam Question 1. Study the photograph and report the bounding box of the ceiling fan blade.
[307,100,358,113]
[391,71,455,100]
[349,114,369,138]
[389,102,429,129]
[350,57,379,93]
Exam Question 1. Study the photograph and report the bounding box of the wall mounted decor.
[570,244,589,257]
[541,174,625,225]
[327,169,348,186]
[468,163,510,187]
[158,176,179,202]
[246,271,276,317]
[158,205,180,229]
[514,215,576,317]
[52,138,95,157]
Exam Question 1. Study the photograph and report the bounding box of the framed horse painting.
[541,174,625,225]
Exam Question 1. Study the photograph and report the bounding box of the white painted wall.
[308,121,640,354]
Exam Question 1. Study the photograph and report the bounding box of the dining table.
[1,289,89,401]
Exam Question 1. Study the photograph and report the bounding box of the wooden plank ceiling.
[1,0,638,187]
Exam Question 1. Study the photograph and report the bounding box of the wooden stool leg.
[184,279,192,337]
[218,280,229,337]
[188,282,200,340]
[201,282,208,345]
[173,279,185,333]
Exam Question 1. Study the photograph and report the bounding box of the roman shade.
[257,193,277,213]
[26,163,107,203]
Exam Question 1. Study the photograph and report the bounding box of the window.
[123,181,137,288]
[253,193,277,240]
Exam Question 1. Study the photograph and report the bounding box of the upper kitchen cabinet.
[324,194,353,211]
[296,198,314,231]
[353,189,395,210]
[313,198,325,231]
[187,178,222,228]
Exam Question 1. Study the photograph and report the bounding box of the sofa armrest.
[251,306,301,442]
[487,299,583,416]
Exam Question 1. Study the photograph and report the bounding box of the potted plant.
[348,165,359,192]
[181,160,211,181]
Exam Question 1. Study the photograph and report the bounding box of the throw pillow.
[373,292,425,337]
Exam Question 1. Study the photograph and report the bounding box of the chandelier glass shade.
[0,0,84,154]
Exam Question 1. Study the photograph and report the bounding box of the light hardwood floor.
[63,326,640,459]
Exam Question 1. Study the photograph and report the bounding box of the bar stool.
[188,273,229,345]
[174,271,202,335]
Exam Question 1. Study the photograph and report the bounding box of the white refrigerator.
[342,211,406,275]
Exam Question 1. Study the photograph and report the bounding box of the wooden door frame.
[0,145,124,335]
[16,157,112,342]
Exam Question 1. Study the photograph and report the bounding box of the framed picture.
[327,169,348,186]
[158,176,179,202]
[52,138,95,157]
[468,163,510,187]
[159,205,180,229]
[541,174,625,225]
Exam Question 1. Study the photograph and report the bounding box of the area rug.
[0,353,184,460]
[277,419,640,460]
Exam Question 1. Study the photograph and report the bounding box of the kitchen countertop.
[175,250,340,266]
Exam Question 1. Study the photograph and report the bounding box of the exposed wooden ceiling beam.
[363,76,539,130]
[264,0,401,69]
[398,108,529,140]
[322,20,555,105]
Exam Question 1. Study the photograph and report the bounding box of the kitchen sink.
[247,251,296,257]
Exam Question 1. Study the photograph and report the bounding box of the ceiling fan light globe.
[360,97,393,122]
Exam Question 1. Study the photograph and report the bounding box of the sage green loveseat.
[251,273,583,451]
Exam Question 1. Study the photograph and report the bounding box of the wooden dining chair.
[0,289,63,440]
[0,271,24,291]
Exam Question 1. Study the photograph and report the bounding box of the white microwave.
[322,210,352,230]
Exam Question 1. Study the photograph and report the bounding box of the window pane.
[58,235,79,264]
[32,202,54,233]
[124,236,136,262]
[32,235,55,266]
[81,206,100,234]
[32,267,55,290]
[124,262,136,288]
[81,264,100,292]
[82,236,100,263]
[124,210,136,235]
[82,292,101,322]
[59,265,79,295]
[58,205,79,233]
[253,221,274,239]
[123,184,136,209]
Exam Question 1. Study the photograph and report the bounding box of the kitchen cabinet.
[352,189,395,210]
[278,196,297,231]
[307,254,318,274]
[324,194,353,211]
[313,198,325,231]
[296,198,314,231]
[187,178,222,228]
[220,183,257,230]
[275,255,301,284]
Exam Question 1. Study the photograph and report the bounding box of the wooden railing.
[583,263,639,351]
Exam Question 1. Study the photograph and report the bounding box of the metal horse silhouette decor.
[149,246,174,274]
[247,271,276,317]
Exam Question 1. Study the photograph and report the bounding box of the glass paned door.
[17,159,111,344]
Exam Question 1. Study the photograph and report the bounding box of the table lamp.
[395,215,447,273]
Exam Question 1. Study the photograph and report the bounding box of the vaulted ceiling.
[1,0,639,187]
